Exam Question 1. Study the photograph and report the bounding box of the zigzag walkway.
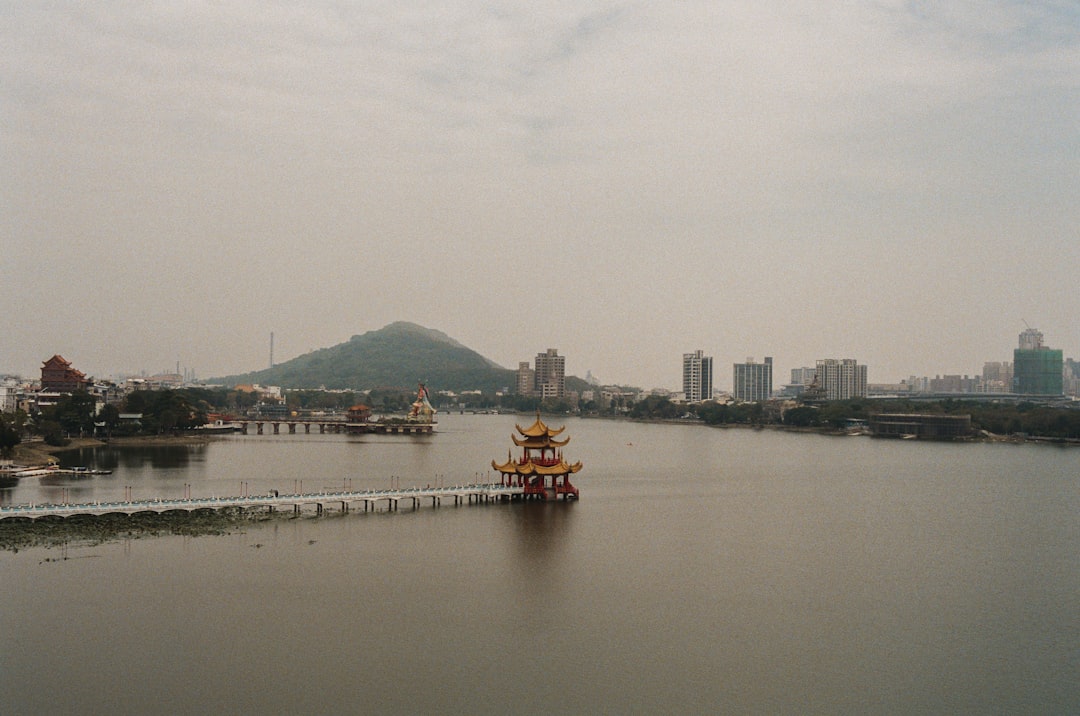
[0,484,525,520]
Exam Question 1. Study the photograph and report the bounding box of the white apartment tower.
[733,357,773,402]
[682,350,714,403]
[815,358,867,400]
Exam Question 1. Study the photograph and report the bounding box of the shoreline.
[7,416,1074,470]
[580,414,1075,444]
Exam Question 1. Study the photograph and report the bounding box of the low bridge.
[0,484,525,520]
[235,420,434,435]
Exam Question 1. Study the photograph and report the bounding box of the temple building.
[40,355,90,392]
[491,412,582,500]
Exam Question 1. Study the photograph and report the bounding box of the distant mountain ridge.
[213,322,515,393]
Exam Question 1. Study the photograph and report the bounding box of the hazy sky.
[3,2,1078,390]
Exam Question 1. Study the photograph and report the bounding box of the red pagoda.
[491,412,582,501]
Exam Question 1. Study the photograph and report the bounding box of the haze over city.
[3,3,1078,390]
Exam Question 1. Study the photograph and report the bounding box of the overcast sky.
[2,2,1078,390]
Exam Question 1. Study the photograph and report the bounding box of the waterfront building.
[533,348,565,399]
[516,351,564,399]
[491,412,581,500]
[815,358,867,400]
[1013,328,1063,395]
[733,357,773,402]
[682,350,713,403]
[515,362,534,396]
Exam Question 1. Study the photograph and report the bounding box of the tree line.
[623,396,1080,440]
[1,386,437,451]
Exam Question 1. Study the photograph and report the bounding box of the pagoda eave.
[490,460,582,477]
[511,434,570,448]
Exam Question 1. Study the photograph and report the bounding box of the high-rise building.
[981,362,1012,393]
[733,357,773,402]
[682,350,713,403]
[791,367,816,386]
[815,358,867,400]
[515,362,535,396]
[534,348,565,399]
[1013,328,1062,395]
[1018,328,1043,351]
[1065,359,1080,397]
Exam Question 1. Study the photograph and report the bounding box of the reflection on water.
[511,499,575,566]
[1,415,1078,714]
[58,444,206,471]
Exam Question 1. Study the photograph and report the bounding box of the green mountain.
[213,322,516,393]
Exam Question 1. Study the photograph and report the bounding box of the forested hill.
[212,322,515,393]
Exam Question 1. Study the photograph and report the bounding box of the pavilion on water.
[491,412,582,500]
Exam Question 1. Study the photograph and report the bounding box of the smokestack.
[270,332,274,369]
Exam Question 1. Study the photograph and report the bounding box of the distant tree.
[284,390,359,412]
[783,405,820,427]
[629,395,681,420]
[368,388,413,414]
[98,403,120,438]
[118,389,209,434]
[500,395,541,413]
[0,414,21,456]
[227,390,259,412]
[159,409,178,433]
[541,397,575,414]
[38,419,67,447]
[696,403,728,425]
[50,391,97,437]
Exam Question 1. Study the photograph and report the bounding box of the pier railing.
[0,484,525,520]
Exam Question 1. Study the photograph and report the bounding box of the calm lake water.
[2,414,1078,714]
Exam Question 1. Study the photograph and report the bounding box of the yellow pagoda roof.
[491,457,583,476]
[515,412,566,439]
[512,433,570,448]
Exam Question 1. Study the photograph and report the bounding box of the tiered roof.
[491,413,583,477]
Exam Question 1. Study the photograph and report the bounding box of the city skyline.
[5,323,1074,397]
[3,4,1078,389]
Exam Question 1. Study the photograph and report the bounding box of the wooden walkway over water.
[0,484,525,520]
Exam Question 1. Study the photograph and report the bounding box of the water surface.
[2,415,1077,714]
